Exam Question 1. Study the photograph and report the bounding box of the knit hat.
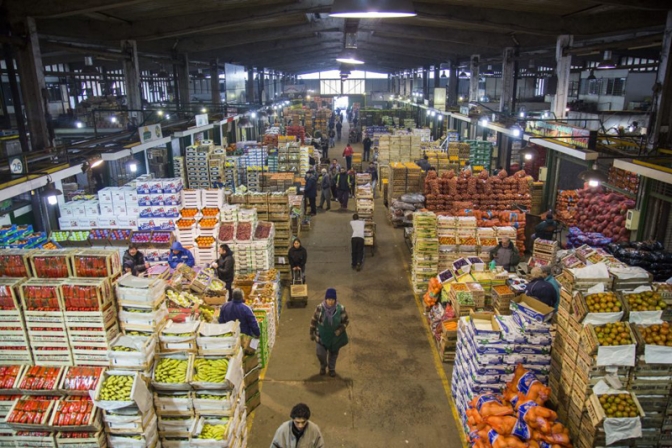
[325,288,337,300]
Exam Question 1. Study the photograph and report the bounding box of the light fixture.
[519,111,526,119]
[542,112,549,119]
[90,157,103,169]
[579,164,608,186]
[459,70,469,79]
[440,71,447,78]
[329,0,416,18]
[510,124,523,138]
[479,115,489,127]
[458,96,464,102]
[597,50,617,69]
[157,110,164,117]
[48,195,58,205]
[587,69,597,81]
[520,146,538,160]
[75,121,83,129]
[201,108,207,113]
[483,65,494,77]
[129,162,137,173]
[110,116,117,123]
[157,67,169,78]
[336,50,364,65]
[430,111,435,117]
[438,114,443,121]
[166,114,171,119]
[250,112,257,119]
[43,177,63,204]
[628,121,639,133]
[195,69,206,80]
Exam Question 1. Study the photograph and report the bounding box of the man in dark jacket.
[525,267,559,308]
[211,244,235,301]
[168,242,195,268]
[123,244,149,275]
[328,129,336,148]
[304,170,318,216]
[489,236,521,272]
[334,168,352,210]
[218,289,260,337]
[533,212,559,241]
[336,120,343,140]
[362,134,373,162]
[288,238,308,282]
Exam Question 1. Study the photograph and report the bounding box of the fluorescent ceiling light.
[336,50,364,64]
[330,0,416,18]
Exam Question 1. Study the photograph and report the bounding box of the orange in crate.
[176,219,196,229]
[181,208,198,218]
[199,218,218,228]
[195,236,215,247]
[201,208,219,217]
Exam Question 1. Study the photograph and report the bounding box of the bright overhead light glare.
[542,112,549,119]
[430,111,435,117]
[519,111,526,118]
[250,112,257,119]
[157,110,164,116]
[75,121,83,129]
[597,50,617,69]
[579,164,608,186]
[90,159,103,169]
[166,114,171,119]
[129,162,137,173]
[47,195,58,205]
[336,50,364,64]
[479,116,489,127]
[110,116,117,123]
[201,108,207,113]
[438,114,443,121]
[329,0,416,18]
[512,128,521,138]
[458,96,464,102]
[524,153,533,161]
[588,179,599,187]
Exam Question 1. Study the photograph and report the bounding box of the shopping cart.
[288,268,308,308]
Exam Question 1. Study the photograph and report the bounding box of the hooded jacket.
[525,278,559,308]
[219,298,260,337]
[215,248,235,282]
[168,242,195,268]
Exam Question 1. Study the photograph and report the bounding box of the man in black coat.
[122,244,149,275]
[304,169,318,216]
[211,244,235,301]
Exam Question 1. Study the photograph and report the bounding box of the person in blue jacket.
[218,289,261,337]
[168,241,195,268]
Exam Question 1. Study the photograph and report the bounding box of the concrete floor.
[247,120,463,447]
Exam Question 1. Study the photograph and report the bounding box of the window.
[579,79,602,95]
[343,79,364,94]
[604,78,626,96]
[535,78,546,97]
[320,80,341,95]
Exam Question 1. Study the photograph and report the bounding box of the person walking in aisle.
[271,403,324,448]
[318,168,331,211]
[336,119,343,141]
[343,143,354,170]
[367,162,378,199]
[211,244,235,301]
[218,289,260,338]
[304,169,318,216]
[362,134,372,162]
[328,128,335,148]
[329,159,340,201]
[350,213,365,271]
[310,288,349,377]
[335,167,352,210]
[288,238,308,283]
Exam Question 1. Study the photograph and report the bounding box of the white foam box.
[118,216,138,228]
[85,200,100,217]
[77,219,93,229]
[98,187,116,204]
[127,205,141,216]
[113,188,127,204]
[71,202,87,218]
[100,203,115,217]
[151,194,165,206]
[98,218,118,228]
[124,189,139,204]
[58,217,77,230]
[60,203,75,218]
[115,204,128,216]
[138,194,152,206]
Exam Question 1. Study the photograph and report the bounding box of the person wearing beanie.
[218,288,260,338]
[534,211,559,241]
[309,288,349,377]
[318,168,331,211]
[123,243,149,275]
[271,403,324,448]
[525,267,559,309]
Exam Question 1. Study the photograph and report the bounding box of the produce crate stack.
[247,166,262,193]
[531,239,558,268]
[451,307,553,439]
[411,212,439,294]
[492,284,515,315]
[181,189,202,210]
[174,156,186,184]
[355,173,374,219]
[202,188,225,209]
[286,126,305,144]
[253,309,272,368]
[608,167,640,195]
[20,279,73,366]
[186,143,213,189]
[0,278,32,365]
[208,149,226,188]
[437,216,458,271]
[530,182,544,215]
[465,140,493,173]
[116,276,168,340]
[62,278,119,366]
[299,146,310,177]
[378,135,390,165]
[555,190,579,227]
[249,192,268,222]
[224,159,238,190]
[268,194,291,280]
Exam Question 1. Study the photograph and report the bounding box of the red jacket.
[343,146,354,157]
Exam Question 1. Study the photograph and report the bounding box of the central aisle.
[247,121,463,447]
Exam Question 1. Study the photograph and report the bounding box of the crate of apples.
[196,236,215,248]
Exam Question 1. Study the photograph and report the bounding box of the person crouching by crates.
[218,288,260,338]
[525,267,559,309]
[123,243,149,275]
[350,214,365,271]
[211,244,235,301]
[309,288,349,377]
[288,238,307,283]
[168,242,195,269]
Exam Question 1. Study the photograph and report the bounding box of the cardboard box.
[138,194,152,206]
[124,189,139,204]
[511,294,555,323]
[98,187,115,204]
[151,206,166,218]
[469,310,501,343]
[71,202,87,218]
[99,203,115,217]
[84,200,100,217]
[150,194,165,206]
[112,188,127,204]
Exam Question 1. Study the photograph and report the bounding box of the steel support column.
[121,40,142,111]
[647,11,672,150]
[551,35,573,119]
[500,47,515,114]
[469,55,480,102]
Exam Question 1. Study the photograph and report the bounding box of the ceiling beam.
[22,0,156,19]
[589,0,671,10]
[191,38,342,61]
[357,35,500,58]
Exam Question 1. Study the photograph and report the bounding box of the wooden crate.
[70,249,121,278]
[29,249,75,278]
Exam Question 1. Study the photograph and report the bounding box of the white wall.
[624,72,656,107]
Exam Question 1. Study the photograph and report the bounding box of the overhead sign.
[139,124,163,144]
[195,114,209,127]
[525,120,597,149]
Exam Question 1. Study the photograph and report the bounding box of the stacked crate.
[378,135,390,165]
[0,278,32,365]
[186,143,213,189]
[224,159,238,190]
[20,278,72,365]
[116,276,168,339]
[466,140,493,173]
[173,156,186,184]
[208,149,226,188]
[411,212,438,294]
[268,194,291,282]
[62,278,119,366]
